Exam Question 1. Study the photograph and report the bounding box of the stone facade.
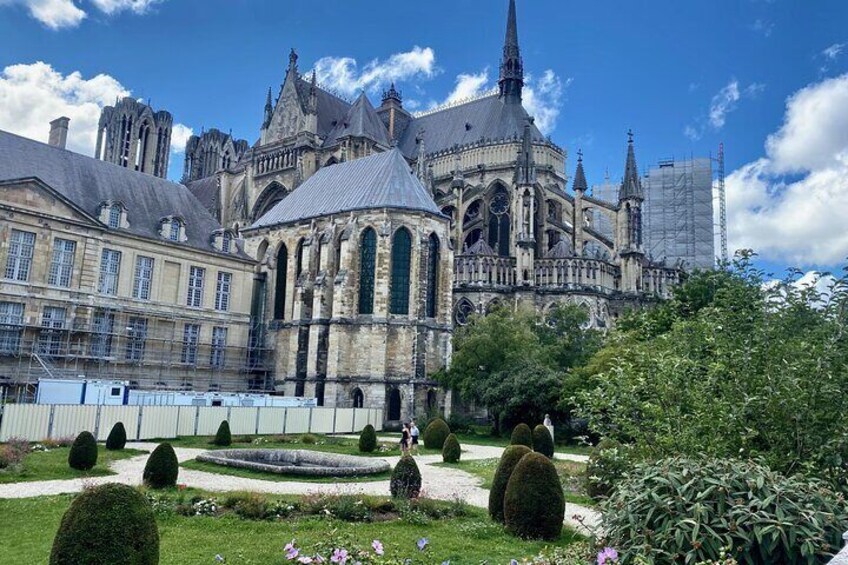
[95,97,173,178]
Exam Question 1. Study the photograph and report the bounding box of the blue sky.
[1,0,847,278]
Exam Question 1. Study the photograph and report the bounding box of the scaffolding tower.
[713,143,728,264]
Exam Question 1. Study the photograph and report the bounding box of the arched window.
[389,228,412,315]
[427,389,438,411]
[425,234,440,318]
[454,298,476,326]
[388,388,402,421]
[295,239,305,278]
[358,228,377,314]
[315,381,325,406]
[273,244,288,320]
[352,388,364,408]
[487,185,511,257]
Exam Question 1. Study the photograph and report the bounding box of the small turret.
[262,87,273,129]
[619,130,643,201]
[572,149,588,193]
[515,118,535,186]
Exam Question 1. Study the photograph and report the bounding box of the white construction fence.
[0,404,383,442]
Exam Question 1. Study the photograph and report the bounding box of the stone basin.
[195,449,390,477]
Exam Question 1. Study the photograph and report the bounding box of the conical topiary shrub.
[422,417,451,450]
[488,444,532,523]
[213,420,232,446]
[49,482,159,565]
[105,422,127,451]
[532,424,554,458]
[504,452,565,540]
[359,424,377,453]
[68,431,98,471]
[390,455,422,498]
[143,443,179,489]
[509,423,533,448]
[442,433,461,463]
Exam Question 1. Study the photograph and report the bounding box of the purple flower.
[597,547,619,565]
[417,538,429,551]
[297,558,313,565]
[285,541,299,560]
[372,540,384,556]
[330,548,349,564]
[510,561,518,565]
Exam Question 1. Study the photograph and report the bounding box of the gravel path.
[0,441,600,535]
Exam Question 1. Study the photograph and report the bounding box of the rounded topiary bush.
[49,482,159,565]
[503,452,565,540]
[213,420,232,446]
[390,455,422,498]
[422,418,451,450]
[586,438,629,500]
[358,424,377,453]
[509,423,533,448]
[68,431,97,471]
[488,444,532,523]
[142,443,178,489]
[442,433,461,463]
[604,457,848,564]
[532,424,554,458]
[105,422,127,451]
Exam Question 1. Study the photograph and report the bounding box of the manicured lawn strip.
[159,434,441,457]
[181,458,392,483]
[0,447,146,484]
[376,431,592,455]
[0,493,582,564]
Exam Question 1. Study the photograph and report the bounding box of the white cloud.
[313,46,436,97]
[750,19,774,37]
[685,79,765,140]
[0,61,190,158]
[726,73,848,266]
[822,43,845,61]
[0,0,161,29]
[443,69,490,105]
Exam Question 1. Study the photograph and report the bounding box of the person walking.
[410,420,420,455]
[400,423,411,455]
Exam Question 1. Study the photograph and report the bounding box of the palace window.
[132,256,154,300]
[125,316,147,362]
[187,266,205,307]
[425,234,440,318]
[38,306,66,357]
[48,238,76,288]
[0,302,25,355]
[210,326,227,368]
[98,249,122,295]
[358,228,377,314]
[389,228,412,315]
[215,271,232,312]
[181,323,200,365]
[4,229,36,282]
[90,309,115,358]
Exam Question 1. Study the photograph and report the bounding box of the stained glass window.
[454,299,475,326]
[389,228,412,315]
[425,233,440,318]
[358,228,377,314]
[273,244,287,319]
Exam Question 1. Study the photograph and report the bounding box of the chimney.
[48,117,70,149]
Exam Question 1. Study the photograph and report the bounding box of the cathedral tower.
[618,131,645,292]
[94,97,172,178]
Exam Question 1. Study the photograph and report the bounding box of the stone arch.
[425,233,440,318]
[387,388,402,421]
[256,239,270,264]
[389,226,412,315]
[273,243,288,320]
[251,181,288,222]
[426,389,438,412]
[352,387,364,409]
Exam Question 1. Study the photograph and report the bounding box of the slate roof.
[185,175,219,215]
[0,129,235,255]
[295,77,351,138]
[323,92,391,148]
[397,94,544,158]
[249,149,441,229]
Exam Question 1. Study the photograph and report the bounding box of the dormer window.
[211,229,237,253]
[169,221,180,241]
[160,216,185,242]
[99,201,126,229]
[108,206,121,229]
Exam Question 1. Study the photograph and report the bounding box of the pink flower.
[285,540,299,560]
[330,548,348,564]
[597,547,619,565]
[297,557,313,564]
[371,540,384,556]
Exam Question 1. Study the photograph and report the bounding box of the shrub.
[532,424,554,458]
[586,438,629,500]
[0,438,30,469]
[390,455,422,499]
[49,483,159,565]
[300,433,318,444]
[488,444,532,523]
[422,418,451,450]
[213,420,231,446]
[509,423,533,448]
[604,456,848,564]
[503,452,564,540]
[68,431,97,471]
[442,433,461,463]
[358,424,377,453]
[143,443,179,489]
[105,422,127,451]
[446,413,474,435]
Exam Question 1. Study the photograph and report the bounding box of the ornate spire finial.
[289,48,298,69]
[573,149,588,193]
[498,0,524,103]
[619,130,643,201]
[262,87,273,129]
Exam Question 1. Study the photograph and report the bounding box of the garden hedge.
[532,424,554,458]
[68,431,97,471]
[509,423,533,448]
[390,455,422,498]
[503,451,564,540]
[422,418,451,450]
[213,420,232,446]
[488,444,532,523]
[143,443,178,489]
[442,433,461,463]
[586,438,629,500]
[49,482,159,565]
[105,422,127,451]
[358,424,377,453]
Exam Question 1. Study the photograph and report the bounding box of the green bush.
[105,422,127,451]
[422,418,451,450]
[446,413,474,435]
[213,420,232,446]
[509,423,533,448]
[68,431,97,471]
[143,443,179,489]
[442,433,461,463]
[532,425,554,458]
[358,424,377,453]
[503,452,564,540]
[488,444,532,523]
[300,433,318,444]
[390,455,422,499]
[586,438,629,500]
[604,456,848,564]
[49,483,159,565]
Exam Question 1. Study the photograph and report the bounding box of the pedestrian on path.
[410,420,420,455]
[400,422,411,455]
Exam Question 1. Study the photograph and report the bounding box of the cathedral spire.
[498,0,524,103]
[516,118,536,185]
[573,150,588,193]
[619,129,643,201]
[262,87,273,129]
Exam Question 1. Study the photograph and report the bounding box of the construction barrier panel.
[0,404,383,442]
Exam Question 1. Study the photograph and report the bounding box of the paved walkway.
[0,441,600,535]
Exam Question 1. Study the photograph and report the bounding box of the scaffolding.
[713,143,728,263]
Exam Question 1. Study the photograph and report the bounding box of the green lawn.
[377,431,592,456]
[181,458,392,483]
[0,493,584,564]
[0,447,146,484]
[161,434,441,457]
[435,457,595,507]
